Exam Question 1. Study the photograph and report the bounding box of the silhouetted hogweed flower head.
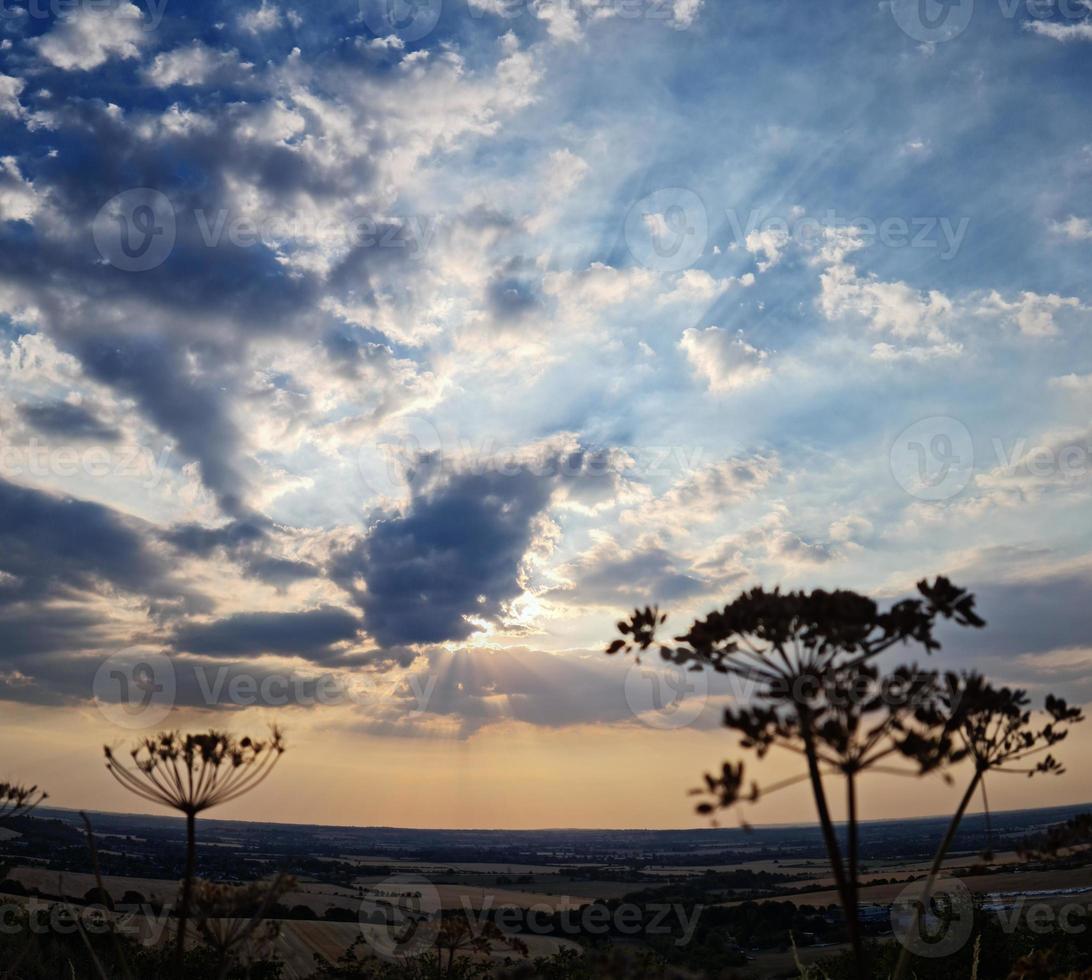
[930,673,1083,777]
[435,909,530,964]
[608,576,1084,980]
[607,580,986,824]
[691,664,957,820]
[609,578,984,685]
[191,874,295,962]
[104,728,286,816]
[0,782,47,822]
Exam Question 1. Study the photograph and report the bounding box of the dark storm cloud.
[0,94,316,515]
[921,569,1092,705]
[17,401,120,442]
[171,605,364,661]
[934,570,1092,664]
[332,463,558,647]
[164,516,271,556]
[0,477,181,705]
[0,604,109,661]
[0,69,404,514]
[0,96,320,324]
[0,476,170,603]
[163,516,318,586]
[241,555,319,587]
[331,445,645,647]
[0,644,369,712]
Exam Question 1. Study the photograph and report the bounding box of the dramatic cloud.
[17,401,120,442]
[0,477,170,603]
[0,0,1089,758]
[172,606,364,662]
[332,462,558,647]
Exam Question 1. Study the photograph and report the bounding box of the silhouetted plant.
[434,910,529,979]
[890,675,1083,980]
[103,728,285,975]
[0,782,46,823]
[611,578,1087,980]
[609,578,984,978]
[609,578,984,674]
[692,661,963,955]
[191,874,294,980]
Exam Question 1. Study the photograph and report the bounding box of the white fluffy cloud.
[526,0,703,42]
[744,227,790,272]
[1051,373,1092,392]
[679,325,771,394]
[1024,18,1092,42]
[1052,215,1092,241]
[0,157,40,223]
[0,75,24,118]
[656,269,752,305]
[35,2,147,71]
[671,0,705,28]
[976,290,1084,338]
[819,262,954,341]
[144,42,252,87]
[238,0,283,34]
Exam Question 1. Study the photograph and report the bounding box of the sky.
[1,0,1091,830]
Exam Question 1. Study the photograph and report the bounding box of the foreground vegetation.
[1,579,1089,979]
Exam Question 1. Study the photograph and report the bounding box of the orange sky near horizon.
[4,699,1090,831]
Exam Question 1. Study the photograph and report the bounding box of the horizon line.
[33,798,1092,836]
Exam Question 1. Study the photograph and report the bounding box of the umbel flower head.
[931,673,1083,777]
[104,728,285,816]
[0,782,47,823]
[191,874,294,963]
[609,577,984,683]
[692,664,953,819]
